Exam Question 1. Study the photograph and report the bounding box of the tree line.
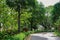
[0,0,60,33]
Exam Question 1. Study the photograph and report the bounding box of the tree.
[52,2,60,35]
[6,0,37,32]
[52,2,60,23]
[42,6,54,30]
[28,2,45,30]
[0,0,10,30]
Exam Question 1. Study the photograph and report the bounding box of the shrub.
[54,18,60,36]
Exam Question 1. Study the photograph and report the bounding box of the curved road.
[29,32,60,40]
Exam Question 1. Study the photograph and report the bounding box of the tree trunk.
[0,23,1,28]
[18,11,20,32]
[17,4,21,32]
[30,18,33,31]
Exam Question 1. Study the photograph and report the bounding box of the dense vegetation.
[0,0,60,40]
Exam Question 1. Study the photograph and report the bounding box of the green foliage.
[6,0,37,11]
[0,0,57,39]
[6,0,38,32]
[55,18,60,26]
[46,6,53,13]
[0,32,26,40]
[14,33,25,40]
[40,6,54,30]
[52,2,60,23]
[54,18,60,36]
[51,2,60,36]
[28,2,45,30]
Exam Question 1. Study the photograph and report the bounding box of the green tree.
[28,2,45,30]
[6,0,37,32]
[52,2,60,35]
[0,0,18,31]
[43,6,54,30]
[52,2,60,23]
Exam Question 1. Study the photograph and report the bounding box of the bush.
[14,33,26,40]
[24,31,32,36]
[54,18,60,36]
[0,32,26,40]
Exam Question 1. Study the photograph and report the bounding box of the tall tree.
[52,2,60,23]
[28,2,45,30]
[6,0,37,32]
[52,2,60,33]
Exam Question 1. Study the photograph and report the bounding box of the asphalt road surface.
[30,32,60,40]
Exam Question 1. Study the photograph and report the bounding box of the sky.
[37,0,59,7]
